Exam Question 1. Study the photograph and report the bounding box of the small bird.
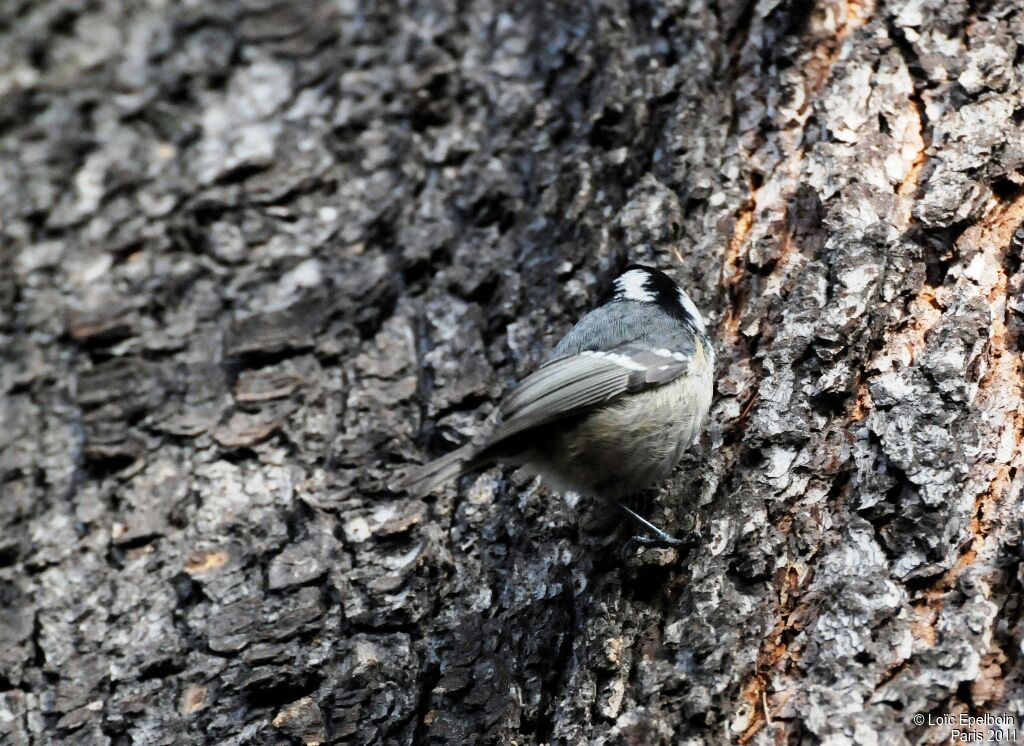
[395,264,715,545]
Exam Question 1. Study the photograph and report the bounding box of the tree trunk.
[2,0,1022,744]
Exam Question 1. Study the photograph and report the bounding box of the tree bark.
[1,0,1022,744]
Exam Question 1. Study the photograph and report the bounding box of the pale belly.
[523,370,713,500]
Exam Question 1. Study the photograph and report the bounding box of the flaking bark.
[1,0,1022,744]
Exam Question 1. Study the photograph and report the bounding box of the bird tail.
[391,443,484,497]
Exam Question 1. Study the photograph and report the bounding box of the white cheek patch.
[677,288,706,333]
[614,270,655,302]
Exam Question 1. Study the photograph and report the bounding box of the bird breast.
[525,349,713,500]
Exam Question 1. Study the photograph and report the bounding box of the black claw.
[680,529,703,551]
[618,503,697,550]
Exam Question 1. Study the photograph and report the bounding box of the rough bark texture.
[2,0,1023,744]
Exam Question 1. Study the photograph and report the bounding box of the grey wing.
[485,346,695,444]
[550,301,698,360]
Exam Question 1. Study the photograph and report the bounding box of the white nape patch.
[677,288,706,333]
[614,269,655,302]
[581,349,647,371]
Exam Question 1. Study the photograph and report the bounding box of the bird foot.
[618,504,702,555]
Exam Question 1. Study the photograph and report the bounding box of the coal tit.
[395,265,714,544]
